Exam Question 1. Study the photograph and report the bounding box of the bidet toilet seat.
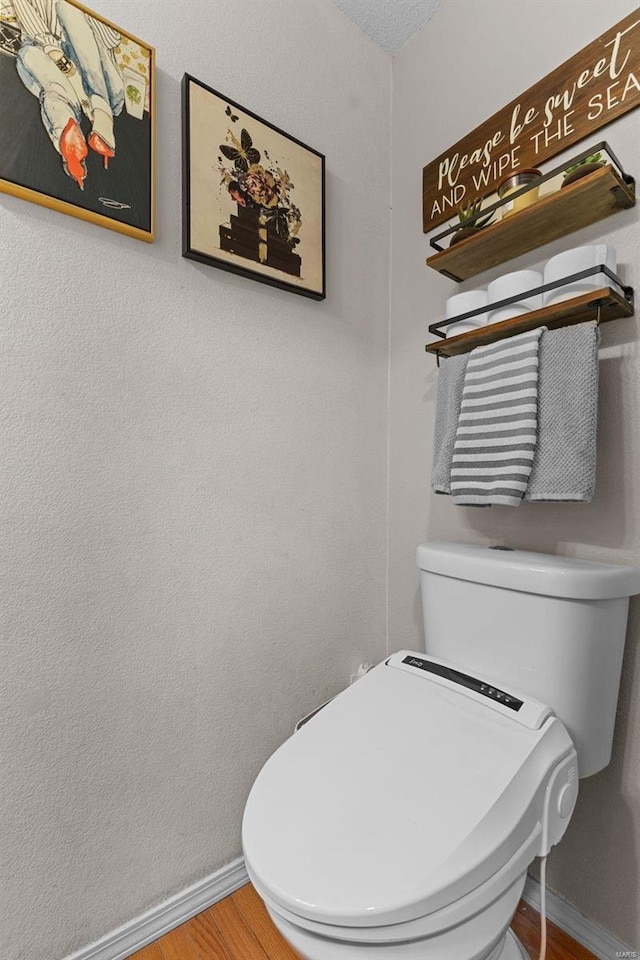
[252,823,538,945]
[242,651,575,932]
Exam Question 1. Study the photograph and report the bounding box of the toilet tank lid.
[417,542,640,600]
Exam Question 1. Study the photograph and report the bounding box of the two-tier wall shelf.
[426,143,635,282]
[425,143,635,362]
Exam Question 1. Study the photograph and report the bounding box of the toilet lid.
[242,651,574,928]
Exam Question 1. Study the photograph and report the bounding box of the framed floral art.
[0,0,155,241]
[182,74,325,300]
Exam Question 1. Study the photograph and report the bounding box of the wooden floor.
[130,883,598,960]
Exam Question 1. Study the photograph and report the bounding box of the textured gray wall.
[0,3,390,958]
[390,0,640,947]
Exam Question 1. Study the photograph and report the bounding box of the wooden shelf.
[425,286,633,358]
[426,165,635,282]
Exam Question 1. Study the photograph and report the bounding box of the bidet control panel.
[401,655,523,711]
[387,651,553,729]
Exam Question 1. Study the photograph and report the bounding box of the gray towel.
[431,353,469,494]
[451,328,544,506]
[525,321,599,501]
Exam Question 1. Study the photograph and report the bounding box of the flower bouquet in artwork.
[218,126,302,277]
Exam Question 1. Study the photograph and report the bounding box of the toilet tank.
[417,542,640,778]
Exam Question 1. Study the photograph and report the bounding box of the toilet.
[242,542,640,960]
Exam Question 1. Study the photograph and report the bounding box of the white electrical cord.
[538,855,548,960]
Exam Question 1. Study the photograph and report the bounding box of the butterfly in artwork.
[225,105,239,122]
[220,128,261,172]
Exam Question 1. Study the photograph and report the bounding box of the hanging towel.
[525,321,600,501]
[451,328,545,506]
[431,353,469,494]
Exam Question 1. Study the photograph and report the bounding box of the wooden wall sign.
[423,9,640,232]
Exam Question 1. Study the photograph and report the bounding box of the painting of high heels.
[0,0,155,241]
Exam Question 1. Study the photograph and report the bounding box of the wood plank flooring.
[512,899,599,960]
[131,883,598,960]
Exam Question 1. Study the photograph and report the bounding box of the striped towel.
[451,328,545,506]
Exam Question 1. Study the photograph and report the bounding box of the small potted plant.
[449,198,494,246]
[561,152,605,188]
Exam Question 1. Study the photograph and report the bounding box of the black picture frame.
[182,74,326,301]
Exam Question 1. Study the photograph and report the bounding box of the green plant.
[453,198,494,231]
[563,152,603,176]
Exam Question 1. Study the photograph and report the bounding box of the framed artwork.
[182,74,325,301]
[0,0,155,242]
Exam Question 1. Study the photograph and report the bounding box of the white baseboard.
[523,875,635,960]
[62,859,635,960]
[63,858,249,960]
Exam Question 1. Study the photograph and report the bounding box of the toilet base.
[260,866,531,960]
[269,905,530,960]
[498,930,530,960]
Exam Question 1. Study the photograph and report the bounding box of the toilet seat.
[252,825,536,945]
[242,652,575,931]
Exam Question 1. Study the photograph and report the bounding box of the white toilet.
[243,542,640,960]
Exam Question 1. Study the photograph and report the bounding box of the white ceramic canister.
[444,289,489,338]
[543,245,619,306]
[487,269,543,324]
